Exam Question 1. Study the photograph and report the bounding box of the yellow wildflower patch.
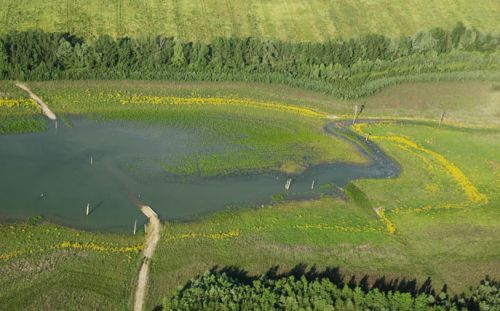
[425,184,440,194]
[376,208,396,234]
[386,135,487,204]
[293,223,383,233]
[0,98,39,110]
[165,229,241,242]
[352,123,367,133]
[353,124,488,204]
[413,202,469,213]
[0,241,143,261]
[413,205,433,213]
[58,241,143,253]
[117,94,326,118]
[0,250,24,261]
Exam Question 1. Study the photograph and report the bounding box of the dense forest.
[165,271,499,310]
[1,23,499,98]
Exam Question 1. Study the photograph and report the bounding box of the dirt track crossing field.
[134,205,161,311]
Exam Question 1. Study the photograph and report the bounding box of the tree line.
[1,23,499,98]
[165,271,498,310]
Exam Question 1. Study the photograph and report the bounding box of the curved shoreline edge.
[325,120,401,179]
[15,82,57,120]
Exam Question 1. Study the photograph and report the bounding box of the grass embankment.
[28,80,365,176]
[0,81,45,133]
[1,0,500,41]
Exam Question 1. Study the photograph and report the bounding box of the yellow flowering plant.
[115,94,326,118]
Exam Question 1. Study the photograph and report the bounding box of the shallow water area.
[0,117,399,231]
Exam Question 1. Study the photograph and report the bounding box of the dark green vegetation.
[1,23,500,98]
[1,0,500,42]
[0,81,45,133]
[167,271,499,310]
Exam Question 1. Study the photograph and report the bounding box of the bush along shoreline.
[1,23,499,99]
[164,270,499,310]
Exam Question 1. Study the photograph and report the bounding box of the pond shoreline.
[15,82,57,120]
[0,117,399,232]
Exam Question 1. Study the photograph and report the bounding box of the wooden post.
[352,105,358,124]
[133,220,137,235]
[55,120,58,129]
[359,104,365,115]
[439,111,446,127]
[144,223,147,233]
[86,203,90,216]
[311,180,316,190]
[352,104,365,124]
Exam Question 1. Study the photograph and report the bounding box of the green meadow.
[1,0,500,41]
[1,0,499,307]
[0,221,143,310]
[0,81,45,133]
[145,119,499,309]
[0,80,498,309]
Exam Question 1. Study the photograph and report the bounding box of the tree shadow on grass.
[215,263,437,296]
[154,264,443,310]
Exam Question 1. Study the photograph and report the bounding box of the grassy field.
[352,122,500,289]
[1,0,500,41]
[0,81,46,133]
[144,120,499,309]
[31,80,500,125]
[0,221,143,310]
[0,80,499,310]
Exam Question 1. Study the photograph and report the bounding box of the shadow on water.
[88,200,104,215]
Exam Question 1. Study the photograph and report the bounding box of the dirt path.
[15,82,57,120]
[134,205,161,311]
